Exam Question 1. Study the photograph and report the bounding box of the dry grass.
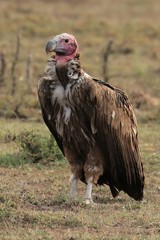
[0,0,160,239]
[0,120,160,240]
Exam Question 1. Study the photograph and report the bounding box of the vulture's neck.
[55,52,80,88]
[56,60,69,88]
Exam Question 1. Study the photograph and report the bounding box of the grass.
[0,0,160,239]
[0,120,159,240]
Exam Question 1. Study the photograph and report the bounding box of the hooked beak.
[45,39,57,54]
[45,38,65,55]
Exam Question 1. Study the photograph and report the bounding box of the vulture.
[38,33,144,204]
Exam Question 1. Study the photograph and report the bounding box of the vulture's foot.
[84,197,96,205]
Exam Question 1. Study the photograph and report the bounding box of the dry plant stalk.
[0,52,6,86]
[14,96,26,119]
[11,31,21,95]
[25,54,32,92]
[102,40,113,82]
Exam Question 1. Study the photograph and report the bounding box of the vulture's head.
[46,33,79,61]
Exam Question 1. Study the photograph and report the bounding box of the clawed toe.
[84,198,97,205]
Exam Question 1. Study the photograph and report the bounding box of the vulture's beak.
[45,39,57,54]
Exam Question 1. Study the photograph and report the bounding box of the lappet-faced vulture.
[38,33,144,204]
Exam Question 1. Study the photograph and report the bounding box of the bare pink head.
[46,33,79,62]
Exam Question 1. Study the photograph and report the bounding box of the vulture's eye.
[65,39,69,43]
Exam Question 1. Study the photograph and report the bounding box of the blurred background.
[0,0,159,121]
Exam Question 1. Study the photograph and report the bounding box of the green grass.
[0,122,64,167]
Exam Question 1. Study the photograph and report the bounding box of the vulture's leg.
[70,173,78,199]
[64,147,80,200]
[84,146,104,204]
[84,176,94,204]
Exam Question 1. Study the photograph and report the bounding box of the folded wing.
[77,76,144,200]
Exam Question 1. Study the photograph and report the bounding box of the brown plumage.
[38,33,144,204]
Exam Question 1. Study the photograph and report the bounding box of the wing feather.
[78,76,144,200]
[38,77,64,155]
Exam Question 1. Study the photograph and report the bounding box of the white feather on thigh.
[70,174,78,199]
[84,176,94,204]
[84,147,104,204]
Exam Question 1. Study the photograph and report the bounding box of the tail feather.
[109,185,119,198]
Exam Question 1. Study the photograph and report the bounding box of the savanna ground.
[0,0,160,239]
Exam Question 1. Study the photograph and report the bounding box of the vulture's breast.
[51,82,72,136]
[50,80,95,153]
